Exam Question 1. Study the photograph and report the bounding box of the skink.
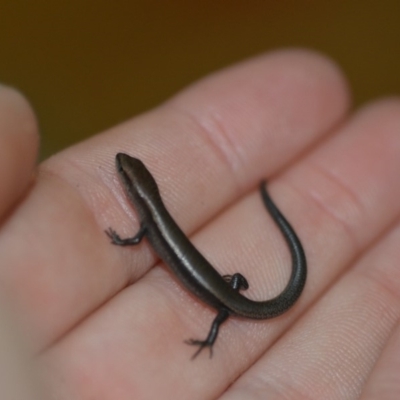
[106,153,307,358]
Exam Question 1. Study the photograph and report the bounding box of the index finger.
[0,50,349,350]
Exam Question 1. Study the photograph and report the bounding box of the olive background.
[1,1,399,158]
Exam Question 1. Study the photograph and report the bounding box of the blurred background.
[1,1,399,158]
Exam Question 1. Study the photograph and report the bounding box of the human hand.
[0,50,399,399]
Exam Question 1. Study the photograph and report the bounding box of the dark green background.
[1,1,399,158]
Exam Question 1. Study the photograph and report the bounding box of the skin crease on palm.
[0,49,400,400]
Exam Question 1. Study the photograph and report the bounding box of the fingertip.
[264,47,351,104]
[165,48,351,185]
[0,84,39,144]
[0,85,40,215]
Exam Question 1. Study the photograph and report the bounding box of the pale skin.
[0,49,399,399]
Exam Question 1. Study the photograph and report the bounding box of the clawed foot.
[184,338,214,360]
[222,273,249,291]
[105,225,145,246]
[105,228,124,245]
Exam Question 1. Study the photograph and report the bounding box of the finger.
[222,216,400,400]
[0,303,44,399]
[0,50,349,350]
[361,322,400,399]
[0,85,38,217]
[40,99,400,399]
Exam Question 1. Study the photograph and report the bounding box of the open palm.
[0,50,399,399]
